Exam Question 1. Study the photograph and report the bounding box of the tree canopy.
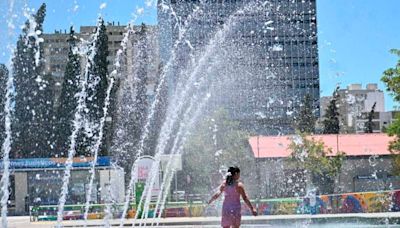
[289,133,345,194]
[322,86,340,134]
[295,94,317,134]
[182,109,255,194]
[381,49,400,175]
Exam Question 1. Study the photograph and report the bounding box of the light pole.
[256,135,261,210]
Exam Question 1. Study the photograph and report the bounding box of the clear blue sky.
[0,0,399,110]
[317,0,399,111]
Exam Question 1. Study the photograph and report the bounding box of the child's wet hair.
[226,166,240,186]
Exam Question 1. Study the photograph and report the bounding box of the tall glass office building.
[158,0,319,135]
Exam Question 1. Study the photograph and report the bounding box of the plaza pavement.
[6,212,400,228]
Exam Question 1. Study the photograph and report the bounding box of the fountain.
[0,1,17,226]
[138,10,248,225]
[55,18,103,227]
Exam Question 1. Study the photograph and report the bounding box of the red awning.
[249,133,395,158]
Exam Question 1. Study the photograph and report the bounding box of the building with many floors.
[41,23,160,108]
[355,110,399,133]
[158,0,320,135]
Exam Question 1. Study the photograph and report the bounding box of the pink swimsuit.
[221,182,241,227]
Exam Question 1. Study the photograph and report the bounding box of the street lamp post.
[256,135,261,210]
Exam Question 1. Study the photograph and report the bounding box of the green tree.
[381,49,400,175]
[56,27,81,156]
[28,4,55,157]
[0,64,8,143]
[381,125,388,133]
[79,18,109,156]
[387,115,400,175]
[382,49,400,101]
[364,102,376,133]
[182,109,255,194]
[295,94,317,134]
[12,3,53,158]
[87,18,109,121]
[289,133,345,194]
[0,64,7,101]
[322,86,340,134]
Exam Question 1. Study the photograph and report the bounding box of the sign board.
[134,156,160,198]
[0,157,111,170]
[160,154,182,172]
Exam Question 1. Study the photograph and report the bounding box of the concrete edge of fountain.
[11,212,399,227]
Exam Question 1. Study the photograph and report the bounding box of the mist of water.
[56,18,103,227]
[83,23,136,227]
[152,94,211,226]
[0,52,15,228]
[1,1,20,226]
[83,76,115,225]
[137,2,265,223]
[118,2,205,226]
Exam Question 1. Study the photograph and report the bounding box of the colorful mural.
[31,189,400,221]
[160,189,400,217]
[393,190,400,212]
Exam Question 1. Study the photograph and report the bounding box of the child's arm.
[208,183,225,204]
[238,183,257,216]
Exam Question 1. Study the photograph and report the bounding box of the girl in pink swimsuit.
[208,166,257,228]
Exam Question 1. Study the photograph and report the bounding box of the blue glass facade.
[158,0,319,135]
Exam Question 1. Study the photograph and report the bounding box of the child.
[208,166,257,228]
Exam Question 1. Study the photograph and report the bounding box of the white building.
[355,111,399,133]
[320,83,385,133]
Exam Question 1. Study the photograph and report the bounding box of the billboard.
[134,156,160,198]
[0,157,111,170]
